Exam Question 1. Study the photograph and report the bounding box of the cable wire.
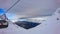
[3,0,21,15]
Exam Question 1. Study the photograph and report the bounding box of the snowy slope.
[0,8,60,34]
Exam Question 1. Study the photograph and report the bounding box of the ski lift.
[0,9,8,28]
[0,20,8,28]
[0,0,20,29]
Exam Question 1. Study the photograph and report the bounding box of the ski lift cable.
[2,0,21,15]
[7,0,21,12]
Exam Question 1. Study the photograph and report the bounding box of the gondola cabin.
[0,19,8,28]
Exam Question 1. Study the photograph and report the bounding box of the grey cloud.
[0,0,58,17]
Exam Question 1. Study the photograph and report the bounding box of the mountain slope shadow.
[15,21,41,29]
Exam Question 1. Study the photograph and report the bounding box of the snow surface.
[0,8,60,34]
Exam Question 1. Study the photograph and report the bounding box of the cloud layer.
[0,0,60,19]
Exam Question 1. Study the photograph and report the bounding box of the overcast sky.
[0,0,60,19]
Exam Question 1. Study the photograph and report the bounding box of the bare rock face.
[15,21,40,29]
